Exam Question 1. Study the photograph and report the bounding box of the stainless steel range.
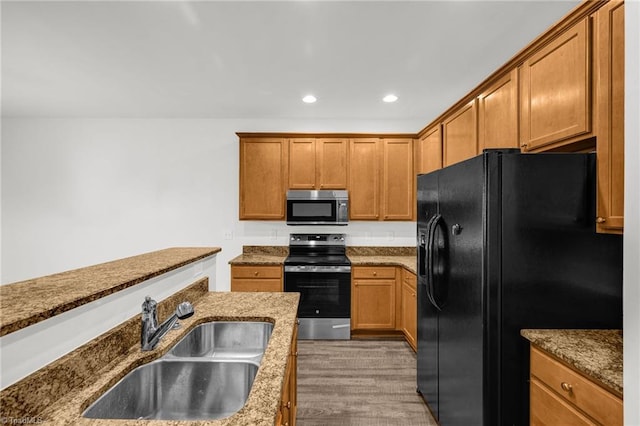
[284,233,351,340]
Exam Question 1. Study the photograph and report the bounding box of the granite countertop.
[1,278,300,426]
[521,329,623,395]
[348,255,416,274]
[228,245,417,274]
[0,247,221,337]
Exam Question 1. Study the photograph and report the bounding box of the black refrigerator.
[416,149,622,426]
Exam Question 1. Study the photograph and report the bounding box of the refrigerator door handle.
[427,214,443,311]
[418,216,436,277]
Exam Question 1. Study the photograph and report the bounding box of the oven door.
[284,266,351,318]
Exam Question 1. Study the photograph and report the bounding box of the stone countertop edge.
[0,247,221,337]
[41,291,300,426]
[520,329,623,396]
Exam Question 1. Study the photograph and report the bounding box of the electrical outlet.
[387,231,395,241]
[271,229,278,240]
[224,230,233,240]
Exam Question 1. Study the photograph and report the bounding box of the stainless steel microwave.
[286,190,349,226]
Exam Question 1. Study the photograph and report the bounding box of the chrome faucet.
[141,296,194,351]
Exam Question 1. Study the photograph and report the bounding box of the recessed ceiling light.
[383,94,398,103]
[302,95,317,104]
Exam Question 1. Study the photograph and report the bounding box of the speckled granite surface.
[521,329,623,395]
[0,279,300,426]
[229,245,417,274]
[228,245,288,266]
[348,255,416,274]
[0,247,221,337]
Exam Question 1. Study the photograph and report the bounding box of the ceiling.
[1,0,579,124]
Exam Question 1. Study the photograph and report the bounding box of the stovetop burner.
[284,233,350,266]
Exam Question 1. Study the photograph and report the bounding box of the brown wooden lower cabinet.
[230,265,283,292]
[351,266,397,330]
[277,321,298,426]
[400,269,417,351]
[351,265,418,351]
[529,345,622,426]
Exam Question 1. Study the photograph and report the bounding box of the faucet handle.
[176,301,195,320]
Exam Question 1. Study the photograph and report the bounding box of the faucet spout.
[141,297,194,351]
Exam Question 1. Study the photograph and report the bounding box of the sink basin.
[167,321,274,360]
[82,359,258,420]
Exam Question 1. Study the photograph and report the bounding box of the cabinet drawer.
[231,265,282,279]
[530,378,596,426]
[530,346,622,425]
[231,279,282,292]
[353,266,396,279]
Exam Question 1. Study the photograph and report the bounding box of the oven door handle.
[284,265,351,273]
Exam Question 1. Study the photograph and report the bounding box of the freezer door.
[435,155,486,426]
[416,173,440,417]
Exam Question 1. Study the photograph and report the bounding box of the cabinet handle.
[254,271,259,276]
[373,272,377,276]
[560,382,573,393]
[286,401,291,409]
[596,217,606,223]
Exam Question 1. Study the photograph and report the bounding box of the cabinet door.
[382,138,414,220]
[239,138,288,219]
[349,138,380,220]
[317,138,348,189]
[416,125,442,174]
[289,138,316,189]
[443,99,478,167]
[352,279,396,329]
[478,69,519,151]
[594,1,624,234]
[519,18,591,151]
[401,270,417,351]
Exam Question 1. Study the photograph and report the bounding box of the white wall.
[1,117,421,288]
[624,2,639,424]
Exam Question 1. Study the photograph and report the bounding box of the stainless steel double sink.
[83,321,274,421]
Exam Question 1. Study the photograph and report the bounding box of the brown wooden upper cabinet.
[382,138,415,220]
[416,125,442,175]
[239,137,288,220]
[349,138,381,220]
[443,99,478,167]
[288,138,348,190]
[519,17,592,152]
[349,138,415,221]
[594,0,624,234]
[478,69,519,151]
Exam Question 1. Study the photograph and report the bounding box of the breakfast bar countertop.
[0,247,221,337]
[520,329,623,395]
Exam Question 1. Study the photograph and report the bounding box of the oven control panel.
[289,233,346,246]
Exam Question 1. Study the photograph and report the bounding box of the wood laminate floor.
[296,340,437,426]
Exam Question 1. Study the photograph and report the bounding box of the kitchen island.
[1,255,299,426]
